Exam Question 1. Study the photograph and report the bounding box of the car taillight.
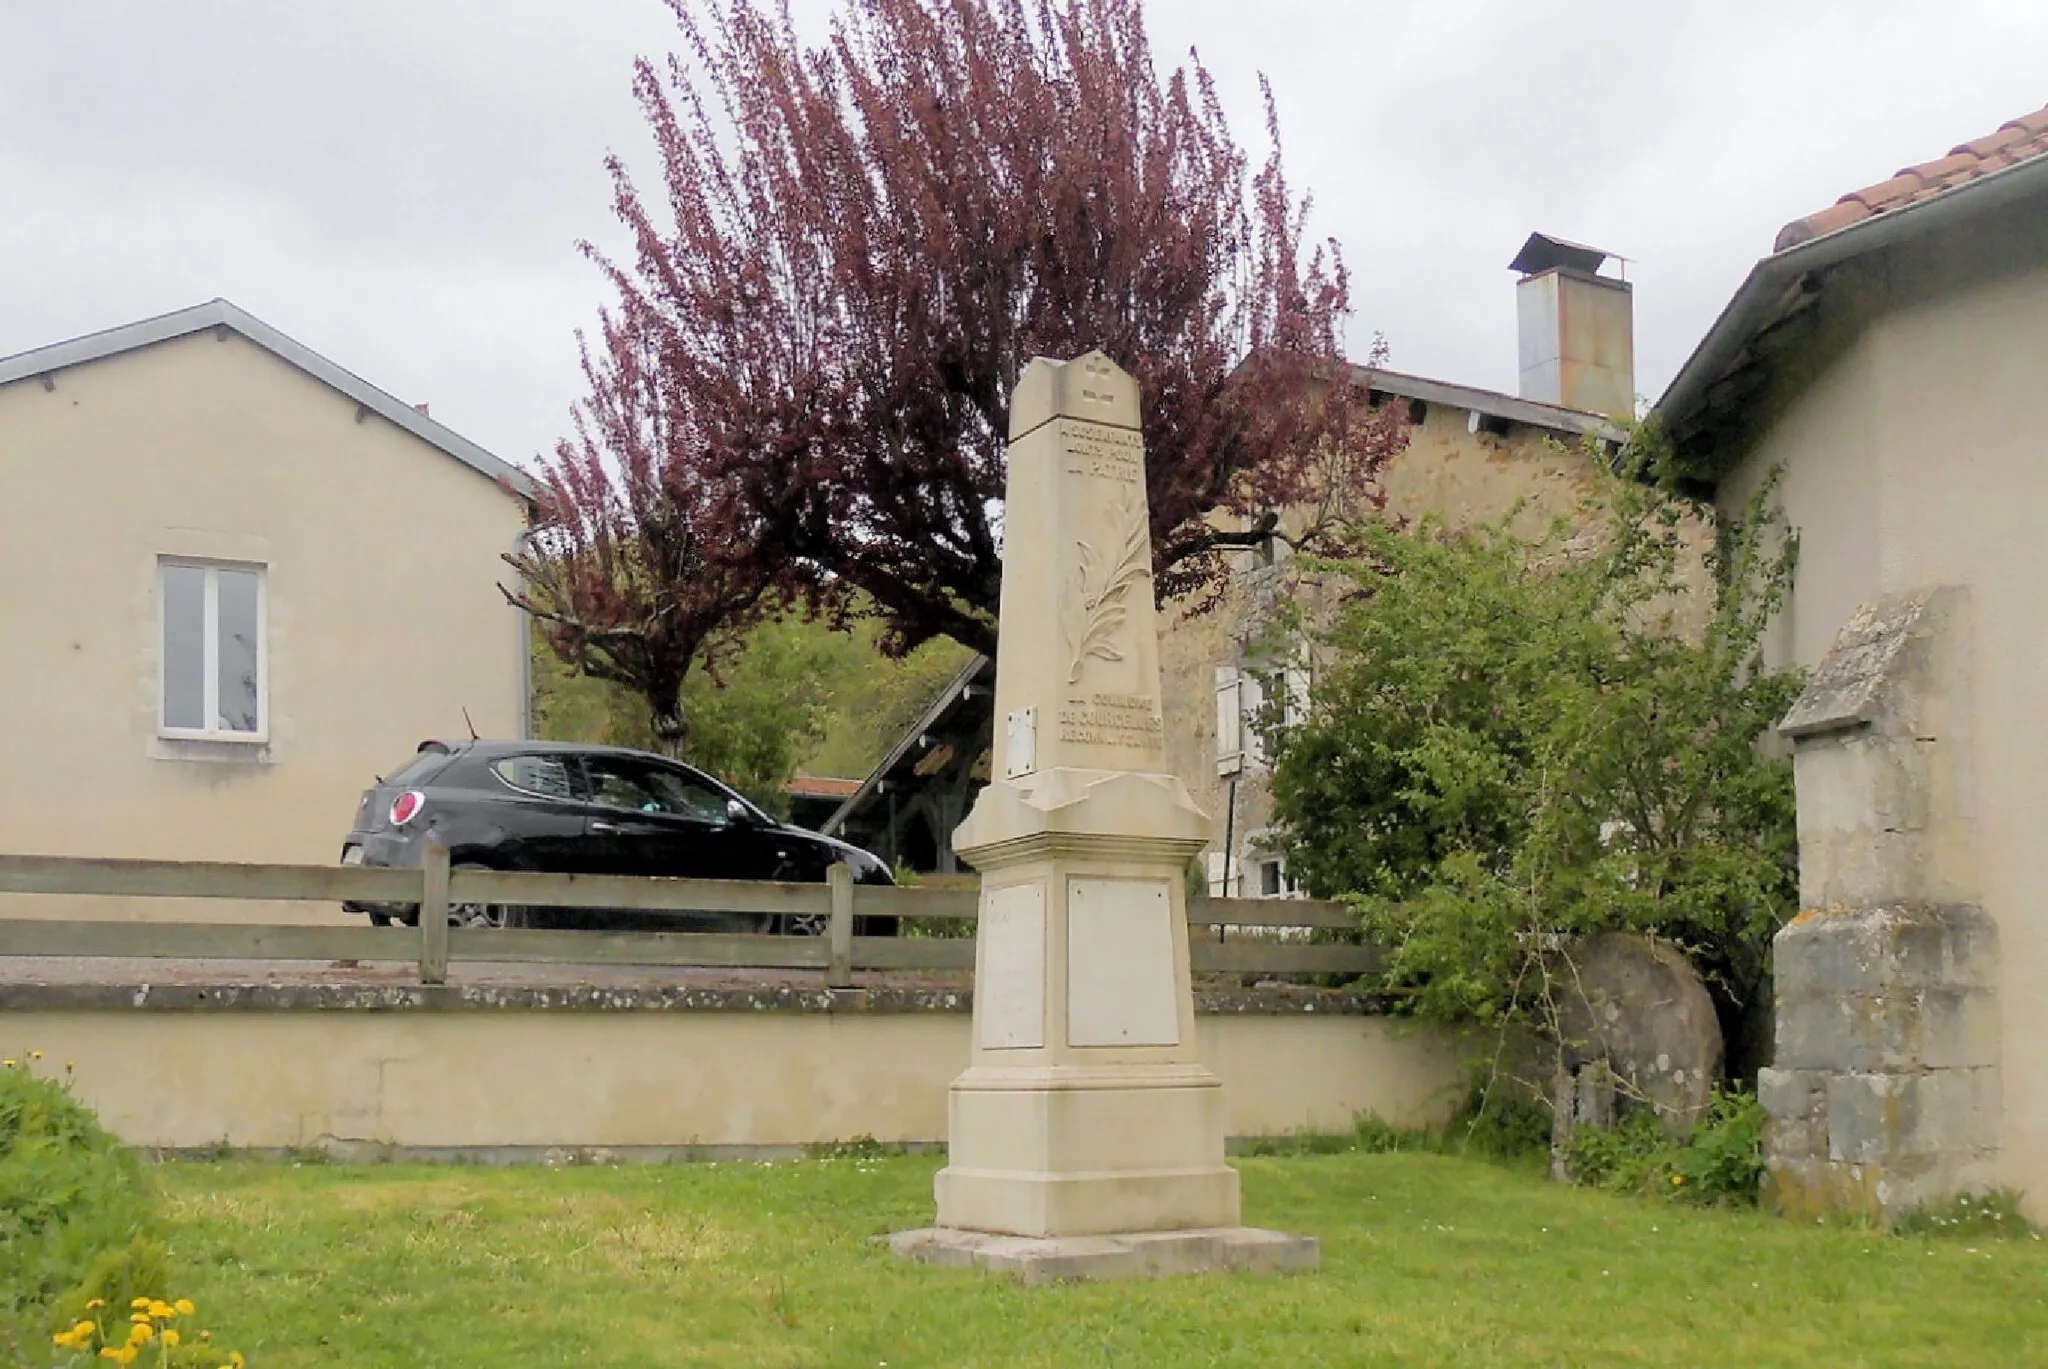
[389,791,425,827]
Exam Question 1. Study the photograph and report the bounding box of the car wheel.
[778,912,831,937]
[450,863,540,929]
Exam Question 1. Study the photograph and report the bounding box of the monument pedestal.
[889,352,1316,1281]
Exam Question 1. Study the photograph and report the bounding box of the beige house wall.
[0,331,529,923]
[1714,207,2048,1213]
[2,1007,1467,1152]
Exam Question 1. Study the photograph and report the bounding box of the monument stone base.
[887,1225,1319,1284]
[934,1063,1241,1236]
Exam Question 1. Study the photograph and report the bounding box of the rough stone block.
[1776,911,1886,997]
[1756,1066,1825,1124]
[1900,1069,2000,1156]
[1825,1073,1906,1165]
[888,1226,1319,1284]
[1764,1116,1828,1163]
[1776,994,1881,1073]
[1909,989,2000,1071]
[1764,1156,1883,1223]
[1941,908,2001,989]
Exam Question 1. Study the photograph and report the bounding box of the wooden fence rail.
[0,850,1378,987]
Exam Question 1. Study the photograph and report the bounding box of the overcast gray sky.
[4,1,2045,470]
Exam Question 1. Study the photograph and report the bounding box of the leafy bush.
[1444,1084,1553,1163]
[1560,1089,1766,1207]
[0,1055,248,1367]
[0,1055,160,1351]
[1264,446,1801,1071]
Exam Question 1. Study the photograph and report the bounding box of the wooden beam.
[0,854,419,903]
[446,928,828,969]
[1191,942,1383,974]
[0,922,409,961]
[419,842,450,984]
[826,863,855,988]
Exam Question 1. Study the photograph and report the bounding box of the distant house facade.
[0,301,533,919]
[1657,105,2048,1219]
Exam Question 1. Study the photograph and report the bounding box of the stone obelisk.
[890,352,1317,1281]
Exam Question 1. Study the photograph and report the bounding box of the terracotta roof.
[784,776,863,799]
[1774,103,2048,252]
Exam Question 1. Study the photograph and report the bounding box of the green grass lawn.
[155,1151,2047,1368]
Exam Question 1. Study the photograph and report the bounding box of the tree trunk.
[649,698,689,760]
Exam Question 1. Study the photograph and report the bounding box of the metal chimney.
[1510,232,1634,420]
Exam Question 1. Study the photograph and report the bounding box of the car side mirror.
[725,798,754,826]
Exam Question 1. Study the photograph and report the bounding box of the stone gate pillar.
[888,352,1316,1281]
[1762,587,2000,1220]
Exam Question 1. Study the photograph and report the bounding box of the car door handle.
[588,820,620,834]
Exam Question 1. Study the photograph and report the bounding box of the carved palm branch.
[1065,496,1152,684]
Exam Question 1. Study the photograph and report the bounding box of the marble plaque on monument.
[977,880,1046,1049]
[1065,877,1180,1047]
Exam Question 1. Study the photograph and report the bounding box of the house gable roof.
[1774,104,2048,252]
[822,654,994,837]
[0,299,537,501]
[1352,365,1625,444]
[1656,102,2048,478]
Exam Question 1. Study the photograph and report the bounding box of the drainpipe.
[510,526,539,740]
[1219,773,1238,941]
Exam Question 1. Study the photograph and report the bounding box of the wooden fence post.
[419,841,451,985]
[826,862,855,988]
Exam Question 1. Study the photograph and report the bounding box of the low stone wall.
[0,978,1467,1157]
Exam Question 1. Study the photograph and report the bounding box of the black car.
[339,739,894,931]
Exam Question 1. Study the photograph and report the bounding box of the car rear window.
[491,754,578,800]
[385,749,453,788]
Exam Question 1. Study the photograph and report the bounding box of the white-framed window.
[159,559,267,741]
[1255,857,1303,900]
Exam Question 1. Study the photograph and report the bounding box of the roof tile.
[1773,101,2048,253]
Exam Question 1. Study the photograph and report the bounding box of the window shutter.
[1284,664,1312,728]
[1214,664,1243,775]
[1242,672,1268,769]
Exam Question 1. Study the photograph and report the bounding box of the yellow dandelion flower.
[87,1298,106,1310]
[2,1059,15,1068]
[174,1299,196,1316]
[162,1330,181,1348]
[116,1349,139,1367]
[131,1313,151,1324]
[29,1050,42,1060]
[1671,1174,1685,1186]
[74,1319,97,1335]
[54,1331,76,1349]
[150,1301,174,1319]
[231,1352,247,1368]
[99,1348,123,1361]
[128,1321,153,1344]
[131,1298,151,1310]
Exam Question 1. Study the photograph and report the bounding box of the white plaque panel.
[1004,707,1037,778]
[1066,878,1180,1047]
[977,881,1046,1049]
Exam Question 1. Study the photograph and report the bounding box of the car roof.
[424,738,703,764]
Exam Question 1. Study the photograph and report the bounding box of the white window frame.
[158,558,269,743]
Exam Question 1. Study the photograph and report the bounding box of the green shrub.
[0,1055,164,1351]
[1560,1088,1767,1207]
[1444,1084,1553,1163]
